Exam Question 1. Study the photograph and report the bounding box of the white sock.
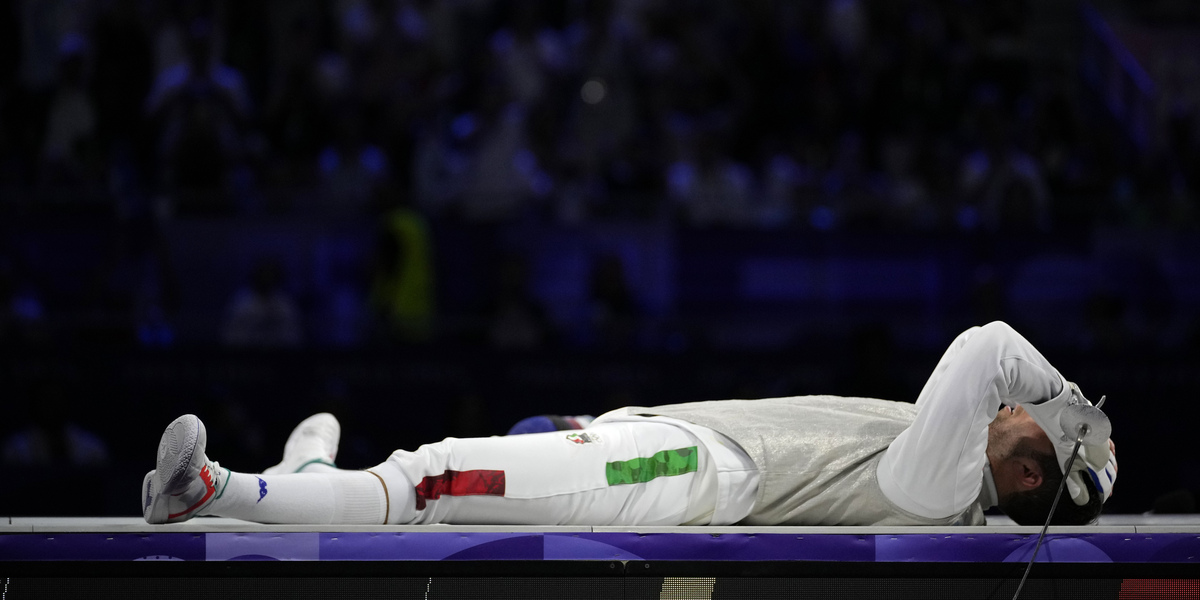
[202,462,416,525]
[294,460,415,522]
[204,470,386,524]
[367,459,417,524]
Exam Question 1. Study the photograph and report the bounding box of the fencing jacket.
[628,321,1065,526]
[635,395,985,526]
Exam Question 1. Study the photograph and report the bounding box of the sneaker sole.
[142,470,169,524]
[156,414,207,495]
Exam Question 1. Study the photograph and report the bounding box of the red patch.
[168,464,216,520]
[414,470,506,510]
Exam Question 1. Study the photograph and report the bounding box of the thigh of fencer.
[386,421,707,526]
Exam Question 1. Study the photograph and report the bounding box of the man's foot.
[142,414,225,524]
[262,413,340,475]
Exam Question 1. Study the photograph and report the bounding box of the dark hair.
[998,441,1104,526]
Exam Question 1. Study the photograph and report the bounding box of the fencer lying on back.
[143,321,1117,527]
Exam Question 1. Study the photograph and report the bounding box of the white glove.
[1022,380,1090,467]
[1064,442,1117,506]
[1022,380,1116,505]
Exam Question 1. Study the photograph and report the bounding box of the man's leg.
[143,414,404,524]
[390,420,712,525]
[144,414,714,526]
[262,413,342,475]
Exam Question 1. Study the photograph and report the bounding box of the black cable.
[1011,395,1105,600]
[1010,429,1084,600]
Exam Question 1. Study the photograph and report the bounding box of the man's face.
[987,405,1055,483]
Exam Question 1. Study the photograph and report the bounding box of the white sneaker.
[262,413,340,475]
[142,414,225,524]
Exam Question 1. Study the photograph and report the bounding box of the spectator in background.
[879,134,937,229]
[410,115,470,218]
[821,131,887,228]
[585,253,639,349]
[129,219,179,348]
[758,136,812,228]
[317,108,390,214]
[459,79,545,221]
[144,17,251,213]
[90,0,153,168]
[221,256,303,349]
[79,208,178,347]
[0,258,49,348]
[562,0,642,194]
[368,194,436,344]
[2,376,113,517]
[485,252,556,350]
[0,0,1163,235]
[261,11,325,188]
[0,2,15,92]
[666,130,757,227]
[15,0,93,95]
[490,1,563,109]
[825,0,868,63]
[4,0,1196,360]
[143,2,187,80]
[958,102,1050,232]
[3,379,109,467]
[39,33,101,190]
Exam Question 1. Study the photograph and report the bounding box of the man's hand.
[1066,438,1117,505]
[1023,381,1118,505]
[1023,381,1091,468]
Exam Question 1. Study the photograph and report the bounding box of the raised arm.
[876,321,1065,519]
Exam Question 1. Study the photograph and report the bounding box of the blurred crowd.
[1,0,1197,228]
[1,0,1199,356]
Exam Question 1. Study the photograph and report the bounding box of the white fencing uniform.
[384,417,759,526]
[191,322,1084,527]
[382,321,1066,527]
